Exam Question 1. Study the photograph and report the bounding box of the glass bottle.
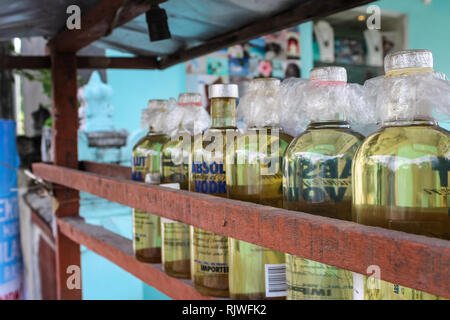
[283,67,364,299]
[353,50,449,300]
[189,84,239,297]
[131,99,170,263]
[160,93,204,278]
[227,78,293,299]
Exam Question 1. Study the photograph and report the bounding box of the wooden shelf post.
[51,51,82,300]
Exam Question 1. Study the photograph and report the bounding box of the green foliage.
[13,66,86,128]
[36,70,52,98]
[44,117,52,128]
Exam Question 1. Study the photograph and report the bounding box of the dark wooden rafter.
[0,56,158,69]
[77,56,158,69]
[32,162,450,299]
[48,0,166,53]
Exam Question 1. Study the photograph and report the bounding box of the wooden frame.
[1,0,447,300]
[0,56,159,70]
[50,51,81,300]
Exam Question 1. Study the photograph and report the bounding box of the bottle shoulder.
[286,128,364,157]
[356,124,449,158]
[226,130,293,165]
[234,129,293,147]
[132,133,170,154]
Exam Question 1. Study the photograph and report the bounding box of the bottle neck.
[210,98,237,129]
[309,112,345,124]
[307,120,350,130]
[383,67,434,123]
[148,127,165,135]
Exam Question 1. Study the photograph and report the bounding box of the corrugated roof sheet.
[0,0,300,55]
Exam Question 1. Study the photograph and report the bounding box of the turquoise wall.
[107,50,187,134]
[376,0,450,76]
[300,22,314,78]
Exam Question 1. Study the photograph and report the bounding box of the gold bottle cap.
[384,49,433,73]
[310,67,347,82]
[178,93,202,106]
[209,84,239,99]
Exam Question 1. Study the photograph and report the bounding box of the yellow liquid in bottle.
[160,133,191,278]
[227,128,292,299]
[283,122,364,300]
[189,97,237,297]
[131,132,170,263]
[353,121,449,299]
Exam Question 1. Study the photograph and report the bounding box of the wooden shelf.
[32,161,450,299]
[58,216,212,300]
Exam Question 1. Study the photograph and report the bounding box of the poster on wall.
[185,27,302,96]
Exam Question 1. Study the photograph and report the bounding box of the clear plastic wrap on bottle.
[279,77,309,136]
[364,71,450,124]
[237,78,282,128]
[140,98,177,132]
[165,93,210,136]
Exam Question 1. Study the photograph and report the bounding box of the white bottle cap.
[208,84,239,99]
[384,49,433,73]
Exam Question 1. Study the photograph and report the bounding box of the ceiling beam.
[48,0,166,53]
[0,56,51,69]
[0,56,159,69]
[77,56,159,69]
[159,0,374,69]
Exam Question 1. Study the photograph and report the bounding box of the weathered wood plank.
[50,52,81,300]
[48,0,165,52]
[57,216,213,300]
[32,162,450,299]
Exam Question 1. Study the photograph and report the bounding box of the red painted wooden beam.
[57,216,213,300]
[32,162,450,299]
[79,161,131,179]
[50,52,81,300]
